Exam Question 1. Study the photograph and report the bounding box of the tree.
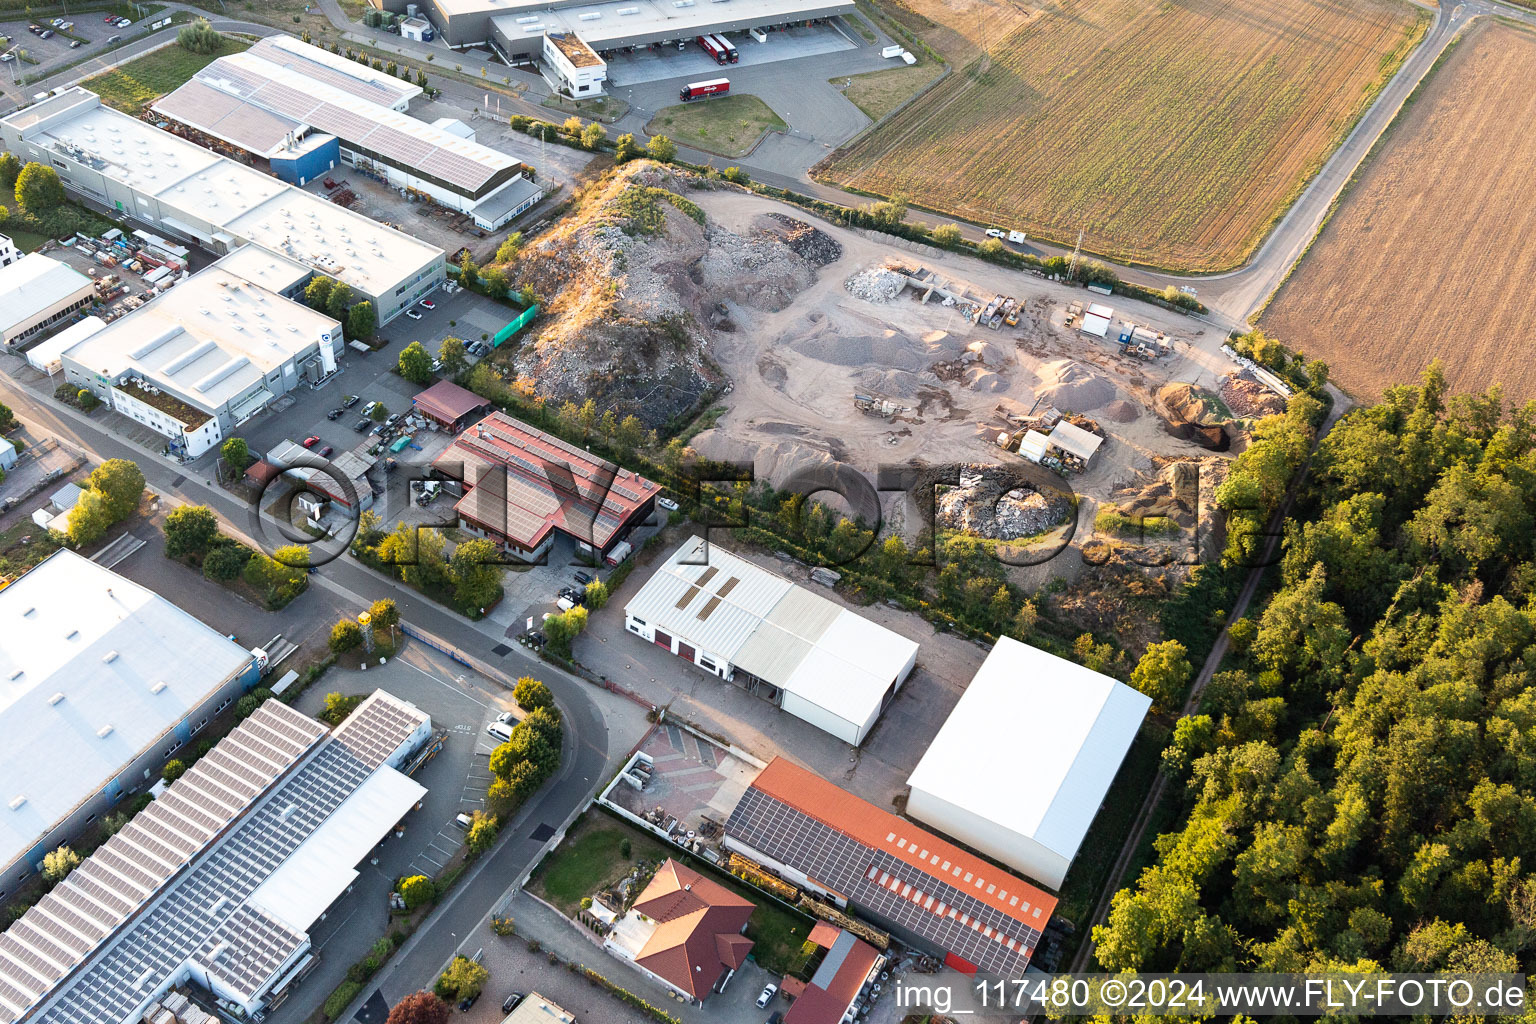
[580,121,606,150]
[386,992,451,1024]
[66,488,111,547]
[162,759,187,783]
[1131,640,1193,713]
[203,541,251,581]
[495,232,524,264]
[542,606,587,658]
[614,133,643,163]
[348,300,377,342]
[584,579,610,610]
[646,134,676,162]
[88,458,145,521]
[369,598,400,640]
[561,115,584,137]
[42,846,80,884]
[14,163,65,213]
[304,275,335,311]
[177,18,223,54]
[330,618,363,653]
[0,402,15,433]
[479,264,510,299]
[513,676,554,713]
[438,337,468,376]
[399,874,435,910]
[325,281,354,324]
[458,252,479,291]
[721,166,749,184]
[434,956,488,1002]
[0,152,20,193]
[164,504,220,558]
[466,812,500,854]
[398,341,434,384]
[449,537,503,612]
[931,223,962,246]
[221,437,250,475]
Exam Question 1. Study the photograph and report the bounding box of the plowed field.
[1260,21,1536,403]
[826,0,1425,271]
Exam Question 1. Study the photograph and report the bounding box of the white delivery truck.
[882,44,903,58]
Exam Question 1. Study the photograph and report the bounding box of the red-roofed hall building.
[433,410,659,561]
[603,859,755,1005]
[412,379,492,432]
[724,757,1058,976]
[782,925,883,1024]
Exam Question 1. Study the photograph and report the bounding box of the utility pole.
[1067,228,1084,281]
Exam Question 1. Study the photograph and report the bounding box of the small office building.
[0,253,94,348]
[623,535,919,745]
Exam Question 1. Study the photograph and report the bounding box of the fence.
[493,304,538,347]
[400,622,473,667]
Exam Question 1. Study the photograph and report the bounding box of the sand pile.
[856,367,942,398]
[784,315,967,371]
[1104,399,1140,422]
[1036,359,1116,410]
[845,267,906,303]
[964,366,1008,392]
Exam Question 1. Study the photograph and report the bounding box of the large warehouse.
[435,410,660,562]
[624,536,919,745]
[725,757,1057,975]
[0,252,94,348]
[0,692,430,1024]
[153,36,544,229]
[0,550,265,897]
[57,253,344,458]
[0,89,445,324]
[906,637,1152,889]
[378,0,855,58]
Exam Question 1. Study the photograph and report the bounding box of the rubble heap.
[937,465,1073,540]
[844,266,907,303]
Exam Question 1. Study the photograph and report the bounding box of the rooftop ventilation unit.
[516,14,539,21]
[8,669,22,682]
[48,692,64,705]
[617,6,640,12]
[7,796,24,811]
[150,681,167,694]
[580,11,601,18]
[102,651,119,664]
[97,724,114,738]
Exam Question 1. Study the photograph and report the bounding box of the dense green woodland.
[1095,365,1536,980]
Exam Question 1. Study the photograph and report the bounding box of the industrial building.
[0,89,445,324]
[503,993,576,1024]
[376,0,855,63]
[153,36,544,229]
[265,438,378,513]
[906,637,1151,890]
[0,549,266,896]
[0,253,94,348]
[435,410,660,562]
[724,757,1057,975]
[780,923,883,1024]
[623,536,919,745]
[0,691,430,1024]
[411,378,493,432]
[0,233,18,267]
[56,255,344,459]
[24,316,105,375]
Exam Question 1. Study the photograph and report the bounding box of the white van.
[486,721,514,743]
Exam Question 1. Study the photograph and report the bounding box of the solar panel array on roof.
[725,787,1044,976]
[0,696,428,1024]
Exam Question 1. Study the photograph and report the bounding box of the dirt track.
[1259,20,1536,403]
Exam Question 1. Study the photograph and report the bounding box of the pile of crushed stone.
[762,212,842,266]
[937,466,1073,540]
[1218,373,1287,418]
[845,267,906,303]
[1103,399,1140,422]
[1036,359,1116,411]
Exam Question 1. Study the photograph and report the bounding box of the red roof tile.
[632,860,755,1000]
[783,930,881,1024]
[412,379,490,424]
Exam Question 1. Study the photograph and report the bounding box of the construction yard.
[684,188,1255,586]
[1259,20,1536,404]
[826,0,1427,271]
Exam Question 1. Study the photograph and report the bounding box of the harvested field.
[825,0,1426,272]
[1259,21,1536,404]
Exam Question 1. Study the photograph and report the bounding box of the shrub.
[322,980,363,1021]
[931,223,962,246]
[399,874,435,909]
[165,505,221,558]
[329,618,364,653]
[513,676,554,712]
[202,540,252,581]
[177,19,223,54]
[620,838,632,859]
[161,759,187,783]
[42,845,80,883]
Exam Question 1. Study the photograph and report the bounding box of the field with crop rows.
[1260,21,1536,404]
[826,0,1425,272]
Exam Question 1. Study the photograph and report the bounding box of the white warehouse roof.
[905,636,1150,890]
[625,536,919,736]
[25,314,105,372]
[0,549,257,878]
[0,253,92,334]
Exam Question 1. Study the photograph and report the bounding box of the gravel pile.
[1104,399,1140,422]
[937,467,1072,540]
[1218,373,1287,418]
[845,267,907,303]
[764,212,843,265]
[1036,359,1116,410]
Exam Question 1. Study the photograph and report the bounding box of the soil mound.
[845,267,906,303]
[1104,399,1140,422]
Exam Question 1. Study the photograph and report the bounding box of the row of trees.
[163,504,309,607]
[487,680,563,812]
[1094,365,1536,980]
[328,598,401,655]
[303,275,376,342]
[352,512,503,617]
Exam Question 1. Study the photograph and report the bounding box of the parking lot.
[603,21,859,87]
[0,15,119,68]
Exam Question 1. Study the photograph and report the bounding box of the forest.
[1095,365,1536,978]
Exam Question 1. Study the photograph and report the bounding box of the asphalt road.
[0,364,619,1024]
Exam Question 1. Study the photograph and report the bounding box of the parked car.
[765,1014,783,1024]
[502,993,525,1013]
[38,28,53,38]
[116,17,132,27]
[352,417,370,432]
[318,444,334,458]
[342,393,360,407]
[0,53,14,62]
[756,984,778,1009]
[556,596,575,612]
[361,400,380,416]
[657,497,680,512]
[574,570,593,585]
[984,227,1007,238]
[326,407,345,420]
[419,298,436,310]
[68,39,82,47]
[487,721,513,743]
[104,14,118,22]
[302,435,321,448]
[495,711,515,726]
[457,992,478,1012]
[453,812,474,829]
[385,413,402,427]
[404,309,423,320]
